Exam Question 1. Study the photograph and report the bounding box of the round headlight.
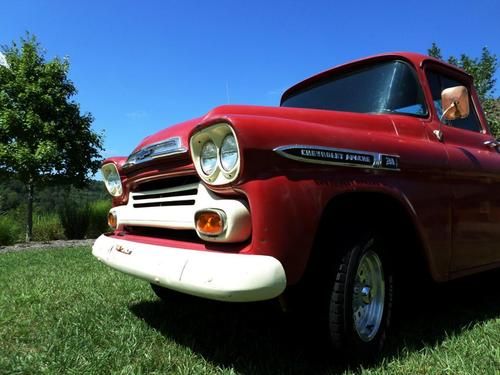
[220,134,238,172]
[200,140,217,175]
[101,163,123,197]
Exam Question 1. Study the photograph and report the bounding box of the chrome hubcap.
[352,250,385,342]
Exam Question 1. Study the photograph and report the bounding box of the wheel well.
[304,192,430,284]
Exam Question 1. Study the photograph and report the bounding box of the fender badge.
[115,244,133,255]
[274,145,400,171]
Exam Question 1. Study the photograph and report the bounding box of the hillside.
[0,179,108,215]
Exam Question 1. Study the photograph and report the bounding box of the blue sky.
[1,0,499,162]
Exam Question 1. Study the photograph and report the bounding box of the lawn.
[0,247,498,374]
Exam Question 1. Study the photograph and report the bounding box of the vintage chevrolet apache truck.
[93,52,500,358]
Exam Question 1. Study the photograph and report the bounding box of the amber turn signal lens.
[195,210,225,236]
[108,211,117,230]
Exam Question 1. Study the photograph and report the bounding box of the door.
[426,69,500,271]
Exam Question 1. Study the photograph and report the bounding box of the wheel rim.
[352,250,385,342]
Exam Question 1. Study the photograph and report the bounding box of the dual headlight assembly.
[189,123,240,185]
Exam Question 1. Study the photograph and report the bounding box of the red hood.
[132,105,292,153]
[132,104,395,153]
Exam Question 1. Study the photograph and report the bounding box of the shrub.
[86,200,112,238]
[58,201,90,239]
[0,214,22,246]
[32,213,65,241]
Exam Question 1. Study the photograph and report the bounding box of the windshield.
[281,60,427,117]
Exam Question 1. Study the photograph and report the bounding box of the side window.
[426,70,482,133]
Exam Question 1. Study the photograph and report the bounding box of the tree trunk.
[26,181,34,242]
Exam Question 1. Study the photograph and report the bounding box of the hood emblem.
[123,136,187,168]
[135,148,154,161]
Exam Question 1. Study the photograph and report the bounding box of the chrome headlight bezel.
[190,124,240,185]
[101,163,123,197]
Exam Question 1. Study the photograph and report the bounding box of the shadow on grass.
[387,268,500,355]
[129,268,500,374]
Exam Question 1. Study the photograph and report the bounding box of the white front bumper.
[92,235,286,302]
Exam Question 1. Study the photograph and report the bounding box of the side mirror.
[440,86,469,121]
[433,85,470,141]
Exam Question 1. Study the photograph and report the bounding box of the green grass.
[32,213,65,242]
[87,200,112,238]
[0,215,21,245]
[0,247,498,374]
[58,201,90,239]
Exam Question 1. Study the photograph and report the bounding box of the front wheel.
[328,236,393,360]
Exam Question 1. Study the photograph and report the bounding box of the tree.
[0,34,103,241]
[428,43,499,136]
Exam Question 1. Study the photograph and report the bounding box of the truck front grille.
[132,200,196,209]
[113,174,251,243]
[131,184,198,208]
[132,175,199,192]
[112,176,201,231]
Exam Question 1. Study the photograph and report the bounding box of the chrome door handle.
[484,139,500,148]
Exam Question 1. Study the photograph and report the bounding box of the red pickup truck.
[93,52,500,359]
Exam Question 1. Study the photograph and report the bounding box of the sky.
[1,0,499,162]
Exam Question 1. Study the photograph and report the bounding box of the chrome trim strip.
[273,144,400,171]
[123,136,187,168]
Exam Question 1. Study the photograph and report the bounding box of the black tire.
[150,283,187,303]
[327,235,393,361]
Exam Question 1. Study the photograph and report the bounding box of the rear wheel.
[328,236,393,360]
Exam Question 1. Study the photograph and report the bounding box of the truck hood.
[132,104,396,153]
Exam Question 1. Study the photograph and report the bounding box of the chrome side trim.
[123,137,187,168]
[273,144,400,171]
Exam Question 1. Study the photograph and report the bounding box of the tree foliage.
[428,43,499,136]
[0,34,103,240]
